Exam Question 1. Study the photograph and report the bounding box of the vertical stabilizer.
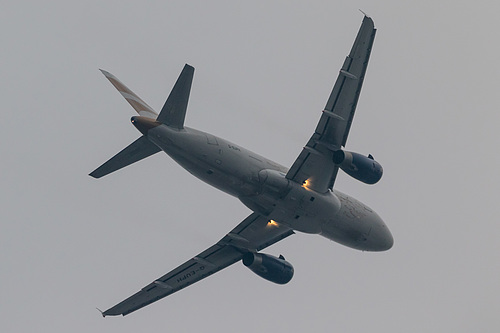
[156,64,194,129]
[100,70,158,119]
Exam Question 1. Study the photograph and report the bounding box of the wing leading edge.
[286,16,376,193]
[102,213,293,316]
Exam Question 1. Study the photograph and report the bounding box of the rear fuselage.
[145,123,393,252]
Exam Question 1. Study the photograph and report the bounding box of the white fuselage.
[148,124,393,251]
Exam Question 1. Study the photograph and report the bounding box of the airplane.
[91,15,393,317]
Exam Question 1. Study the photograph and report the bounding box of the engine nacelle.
[332,150,383,184]
[242,252,294,284]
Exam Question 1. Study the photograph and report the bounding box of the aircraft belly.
[148,126,263,197]
[148,125,387,251]
[269,185,342,234]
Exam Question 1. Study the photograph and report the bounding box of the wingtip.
[88,171,100,179]
[96,307,106,318]
[359,10,375,28]
[359,9,370,18]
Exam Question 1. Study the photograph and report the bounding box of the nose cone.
[368,219,394,251]
[131,116,161,135]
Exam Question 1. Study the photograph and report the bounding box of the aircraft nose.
[131,116,161,135]
[369,220,394,251]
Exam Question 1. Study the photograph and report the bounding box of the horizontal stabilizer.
[89,136,161,178]
[156,64,194,129]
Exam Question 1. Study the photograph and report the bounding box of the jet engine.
[333,150,383,184]
[242,252,294,284]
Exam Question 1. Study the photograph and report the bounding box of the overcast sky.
[1,1,499,332]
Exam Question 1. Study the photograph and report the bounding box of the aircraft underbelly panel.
[269,185,341,234]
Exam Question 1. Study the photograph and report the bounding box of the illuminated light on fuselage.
[267,220,279,227]
[302,179,311,190]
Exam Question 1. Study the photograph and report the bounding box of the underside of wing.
[286,16,376,193]
[102,213,293,316]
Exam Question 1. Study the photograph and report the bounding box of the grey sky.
[1,1,499,332]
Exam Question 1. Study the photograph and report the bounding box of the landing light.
[302,179,311,190]
[267,220,279,227]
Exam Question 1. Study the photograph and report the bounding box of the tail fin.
[100,70,158,119]
[90,64,194,178]
[156,64,194,129]
[89,136,160,178]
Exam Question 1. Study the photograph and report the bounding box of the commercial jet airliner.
[91,15,393,317]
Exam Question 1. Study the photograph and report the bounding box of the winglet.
[359,9,370,18]
[96,307,106,318]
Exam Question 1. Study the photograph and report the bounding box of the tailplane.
[90,64,194,178]
[99,64,194,127]
[89,136,160,178]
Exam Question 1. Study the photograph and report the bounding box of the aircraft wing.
[102,213,293,316]
[286,16,376,193]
